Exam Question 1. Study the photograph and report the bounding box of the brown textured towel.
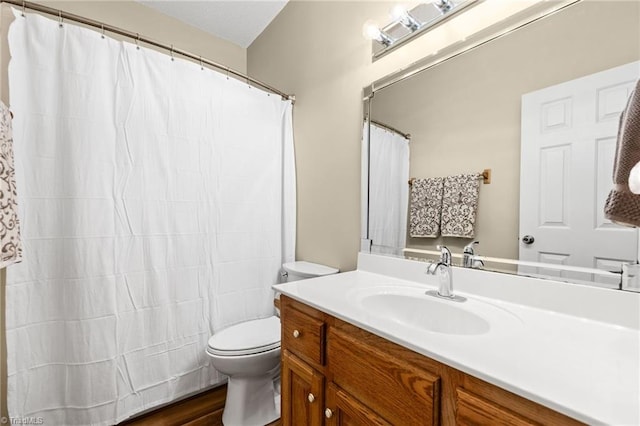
[604,79,640,227]
[409,177,444,238]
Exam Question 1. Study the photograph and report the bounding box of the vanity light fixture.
[366,0,477,60]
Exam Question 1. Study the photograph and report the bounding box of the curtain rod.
[369,119,411,140]
[2,0,294,102]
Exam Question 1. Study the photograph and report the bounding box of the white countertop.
[273,254,640,426]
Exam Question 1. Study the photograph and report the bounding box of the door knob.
[308,393,315,403]
[522,235,535,245]
[292,330,300,338]
[325,408,333,418]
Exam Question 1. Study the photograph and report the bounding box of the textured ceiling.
[138,1,289,48]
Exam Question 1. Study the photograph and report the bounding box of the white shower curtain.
[5,10,295,425]
[363,122,410,256]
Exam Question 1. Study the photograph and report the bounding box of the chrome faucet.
[462,241,484,269]
[426,245,466,302]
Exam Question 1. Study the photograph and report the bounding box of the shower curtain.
[363,122,410,256]
[5,10,295,425]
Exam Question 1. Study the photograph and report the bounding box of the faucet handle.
[436,245,451,266]
[463,241,479,254]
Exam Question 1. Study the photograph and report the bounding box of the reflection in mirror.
[364,0,640,289]
[363,120,410,255]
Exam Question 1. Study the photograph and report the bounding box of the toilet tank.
[281,261,339,282]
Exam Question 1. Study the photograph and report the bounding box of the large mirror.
[363,0,640,289]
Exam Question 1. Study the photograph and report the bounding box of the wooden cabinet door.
[328,327,441,425]
[325,383,391,426]
[281,350,324,426]
[456,388,537,426]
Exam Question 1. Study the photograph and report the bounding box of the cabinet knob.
[307,393,315,403]
[293,330,300,338]
[325,408,333,418]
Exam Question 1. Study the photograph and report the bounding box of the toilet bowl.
[207,261,338,425]
[207,316,281,426]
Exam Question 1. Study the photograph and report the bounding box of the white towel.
[441,173,481,238]
[0,101,21,267]
[409,177,444,238]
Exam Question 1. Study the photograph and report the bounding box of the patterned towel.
[604,79,640,227]
[441,173,481,238]
[0,101,22,267]
[409,177,444,238]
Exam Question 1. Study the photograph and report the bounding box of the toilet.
[206,261,338,426]
[281,261,339,282]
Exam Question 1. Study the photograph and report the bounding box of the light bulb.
[362,20,381,40]
[362,20,393,46]
[628,161,640,194]
[391,5,408,21]
[391,4,420,31]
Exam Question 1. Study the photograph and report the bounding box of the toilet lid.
[207,316,281,356]
[282,261,339,278]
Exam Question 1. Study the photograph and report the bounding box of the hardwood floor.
[119,386,227,426]
[118,384,282,426]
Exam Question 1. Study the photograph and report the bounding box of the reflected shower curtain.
[5,11,295,425]
[363,122,410,255]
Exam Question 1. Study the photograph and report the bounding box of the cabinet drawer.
[328,327,441,425]
[282,307,326,366]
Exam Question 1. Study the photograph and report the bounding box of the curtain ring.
[101,24,105,39]
[246,76,251,89]
[135,33,140,50]
[21,1,26,17]
[58,10,63,28]
[170,45,174,61]
[199,56,203,71]
[226,67,230,80]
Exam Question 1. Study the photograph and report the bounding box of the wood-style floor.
[118,385,281,426]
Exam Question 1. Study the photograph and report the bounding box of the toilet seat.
[207,316,281,357]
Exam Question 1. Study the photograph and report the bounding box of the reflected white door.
[520,61,640,287]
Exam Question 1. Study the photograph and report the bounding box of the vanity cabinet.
[280,295,583,426]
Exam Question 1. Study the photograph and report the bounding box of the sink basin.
[360,293,490,335]
[351,286,521,336]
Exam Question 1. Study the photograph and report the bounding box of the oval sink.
[350,286,522,336]
[360,293,490,335]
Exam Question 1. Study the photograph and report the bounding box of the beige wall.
[371,1,640,260]
[247,0,561,273]
[0,1,246,419]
